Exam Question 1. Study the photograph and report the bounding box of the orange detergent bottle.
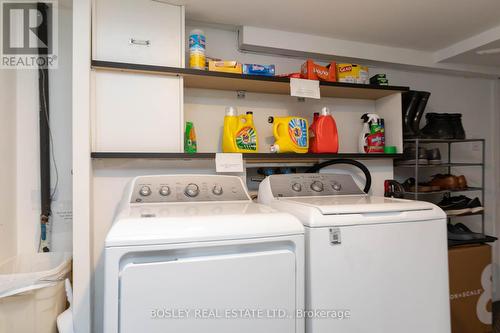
[309,107,339,153]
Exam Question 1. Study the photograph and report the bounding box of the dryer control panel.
[267,173,364,198]
[130,175,251,203]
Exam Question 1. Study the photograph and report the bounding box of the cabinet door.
[93,0,183,67]
[93,71,183,152]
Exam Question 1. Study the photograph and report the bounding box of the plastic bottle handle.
[273,121,284,139]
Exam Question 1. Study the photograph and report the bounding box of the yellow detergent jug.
[269,116,309,153]
[222,107,258,153]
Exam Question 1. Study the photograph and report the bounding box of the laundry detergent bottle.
[269,116,309,153]
[222,107,258,153]
[309,107,339,153]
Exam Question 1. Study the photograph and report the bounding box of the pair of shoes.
[397,147,442,165]
[420,113,466,139]
[402,91,431,138]
[438,195,483,216]
[447,223,485,241]
[402,178,440,192]
[429,174,468,190]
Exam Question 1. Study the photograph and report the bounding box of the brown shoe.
[457,175,468,189]
[403,178,441,192]
[429,174,459,190]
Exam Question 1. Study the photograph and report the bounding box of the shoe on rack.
[438,195,483,216]
[449,113,466,139]
[420,113,455,139]
[438,195,471,215]
[426,148,442,164]
[429,174,459,190]
[384,179,406,198]
[402,91,420,138]
[397,146,428,165]
[447,223,485,241]
[454,223,498,244]
[465,197,484,214]
[402,178,440,192]
[411,91,431,137]
[457,175,468,190]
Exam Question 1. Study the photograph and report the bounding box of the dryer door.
[119,249,296,333]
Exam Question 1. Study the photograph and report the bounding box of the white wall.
[50,0,73,252]
[14,0,73,255]
[0,69,17,262]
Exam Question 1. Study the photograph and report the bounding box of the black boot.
[449,113,466,139]
[420,113,455,139]
[402,91,420,138]
[412,91,431,137]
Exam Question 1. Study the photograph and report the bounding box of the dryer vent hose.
[305,159,372,193]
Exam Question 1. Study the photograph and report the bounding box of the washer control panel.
[130,175,250,203]
[268,173,364,198]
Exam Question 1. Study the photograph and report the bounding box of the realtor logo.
[1,0,58,68]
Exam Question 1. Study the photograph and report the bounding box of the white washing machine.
[104,175,305,333]
[258,173,451,333]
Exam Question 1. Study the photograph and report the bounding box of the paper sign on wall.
[290,78,321,99]
[216,153,244,173]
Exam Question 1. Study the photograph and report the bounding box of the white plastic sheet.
[0,252,72,298]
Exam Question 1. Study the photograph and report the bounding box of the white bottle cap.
[320,107,330,116]
[270,144,280,153]
[189,29,205,36]
[225,106,237,116]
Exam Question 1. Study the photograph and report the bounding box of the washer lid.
[279,195,434,215]
[105,202,303,247]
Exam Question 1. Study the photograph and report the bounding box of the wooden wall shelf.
[91,60,409,100]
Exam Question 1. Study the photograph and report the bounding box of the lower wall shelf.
[91,152,402,163]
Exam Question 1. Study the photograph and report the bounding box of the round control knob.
[212,185,223,196]
[139,186,152,197]
[159,186,171,196]
[310,181,324,192]
[291,183,302,192]
[332,182,342,191]
[184,183,200,197]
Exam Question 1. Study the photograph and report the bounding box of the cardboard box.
[208,60,242,74]
[448,244,493,333]
[300,59,336,82]
[337,63,369,84]
[242,64,275,76]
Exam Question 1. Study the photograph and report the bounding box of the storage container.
[93,71,183,152]
[0,252,72,333]
[93,0,184,67]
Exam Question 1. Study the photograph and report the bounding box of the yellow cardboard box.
[208,61,242,74]
[336,63,369,84]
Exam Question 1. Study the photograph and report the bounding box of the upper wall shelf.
[91,152,402,163]
[91,60,409,100]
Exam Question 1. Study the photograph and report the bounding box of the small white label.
[216,153,244,173]
[329,228,341,245]
[290,78,321,99]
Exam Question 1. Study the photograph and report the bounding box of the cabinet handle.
[129,38,151,47]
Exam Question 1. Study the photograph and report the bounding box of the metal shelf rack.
[395,138,486,234]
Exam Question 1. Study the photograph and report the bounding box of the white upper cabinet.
[93,0,184,67]
[92,71,183,152]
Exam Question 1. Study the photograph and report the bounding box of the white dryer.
[258,173,450,333]
[104,175,304,333]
